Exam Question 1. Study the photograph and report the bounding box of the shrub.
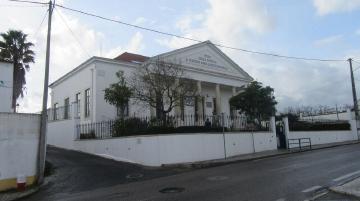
[290,121,350,131]
[176,126,226,133]
[112,117,148,137]
[80,130,95,139]
[111,117,229,136]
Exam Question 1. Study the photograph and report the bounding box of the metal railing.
[75,115,271,140]
[287,138,312,151]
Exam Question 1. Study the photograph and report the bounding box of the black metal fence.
[76,115,271,140]
[288,138,312,151]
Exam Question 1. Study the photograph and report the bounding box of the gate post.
[282,117,290,149]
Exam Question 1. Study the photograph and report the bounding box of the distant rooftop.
[114,52,149,64]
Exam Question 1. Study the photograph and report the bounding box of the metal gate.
[276,120,287,149]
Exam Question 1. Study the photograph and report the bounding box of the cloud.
[133,17,156,26]
[0,3,144,113]
[313,35,343,47]
[157,0,353,111]
[157,0,275,50]
[356,29,360,35]
[158,6,175,12]
[313,0,360,15]
[105,32,145,58]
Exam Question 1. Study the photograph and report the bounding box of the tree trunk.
[12,62,17,112]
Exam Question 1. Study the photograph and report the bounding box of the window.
[64,98,69,119]
[213,98,217,115]
[53,103,58,120]
[75,93,81,118]
[85,89,90,117]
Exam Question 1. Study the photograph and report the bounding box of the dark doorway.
[276,121,287,149]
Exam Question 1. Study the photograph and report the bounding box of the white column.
[232,86,236,96]
[215,84,221,115]
[283,117,290,149]
[197,81,203,121]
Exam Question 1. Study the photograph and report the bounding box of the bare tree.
[130,57,196,123]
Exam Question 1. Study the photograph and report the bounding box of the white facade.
[49,41,253,123]
[0,61,13,113]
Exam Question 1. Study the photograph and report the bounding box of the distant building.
[0,60,13,113]
[48,41,253,123]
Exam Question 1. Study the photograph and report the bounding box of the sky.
[1,0,360,113]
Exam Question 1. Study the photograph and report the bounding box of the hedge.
[289,121,350,131]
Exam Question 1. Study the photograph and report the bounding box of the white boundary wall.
[283,117,358,147]
[73,131,277,167]
[0,113,40,191]
[48,117,277,166]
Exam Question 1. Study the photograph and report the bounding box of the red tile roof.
[114,52,149,63]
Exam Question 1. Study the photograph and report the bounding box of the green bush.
[111,117,227,136]
[176,126,226,133]
[80,130,96,139]
[290,121,350,131]
[112,117,148,137]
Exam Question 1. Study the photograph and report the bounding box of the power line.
[8,0,48,5]
[8,0,349,62]
[54,7,91,57]
[0,4,44,7]
[33,9,48,38]
[54,4,345,62]
[352,59,360,65]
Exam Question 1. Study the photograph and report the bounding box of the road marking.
[302,185,322,193]
[333,170,360,182]
[275,198,285,201]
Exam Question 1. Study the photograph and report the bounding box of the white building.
[49,41,253,123]
[0,60,13,113]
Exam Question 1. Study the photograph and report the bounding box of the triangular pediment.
[153,41,253,81]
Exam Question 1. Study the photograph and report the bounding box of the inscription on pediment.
[185,54,225,70]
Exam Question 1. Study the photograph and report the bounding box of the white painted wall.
[283,117,358,147]
[47,119,76,150]
[0,113,40,191]
[50,62,95,123]
[72,131,276,167]
[287,130,357,147]
[0,61,13,112]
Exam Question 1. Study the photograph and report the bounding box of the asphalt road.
[25,143,360,201]
[22,146,186,201]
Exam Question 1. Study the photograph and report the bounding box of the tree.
[0,30,35,112]
[130,58,196,122]
[104,71,132,119]
[229,81,277,123]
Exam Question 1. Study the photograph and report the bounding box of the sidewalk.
[331,177,360,198]
[164,140,360,169]
[0,186,39,201]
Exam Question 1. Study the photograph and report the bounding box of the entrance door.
[276,120,287,149]
[204,96,214,117]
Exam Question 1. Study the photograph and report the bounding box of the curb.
[163,141,360,169]
[0,186,39,201]
[329,175,360,199]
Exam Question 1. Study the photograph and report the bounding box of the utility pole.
[38,0,54,184]
[349,58,359,120]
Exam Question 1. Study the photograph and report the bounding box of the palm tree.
[0,30,35,112]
